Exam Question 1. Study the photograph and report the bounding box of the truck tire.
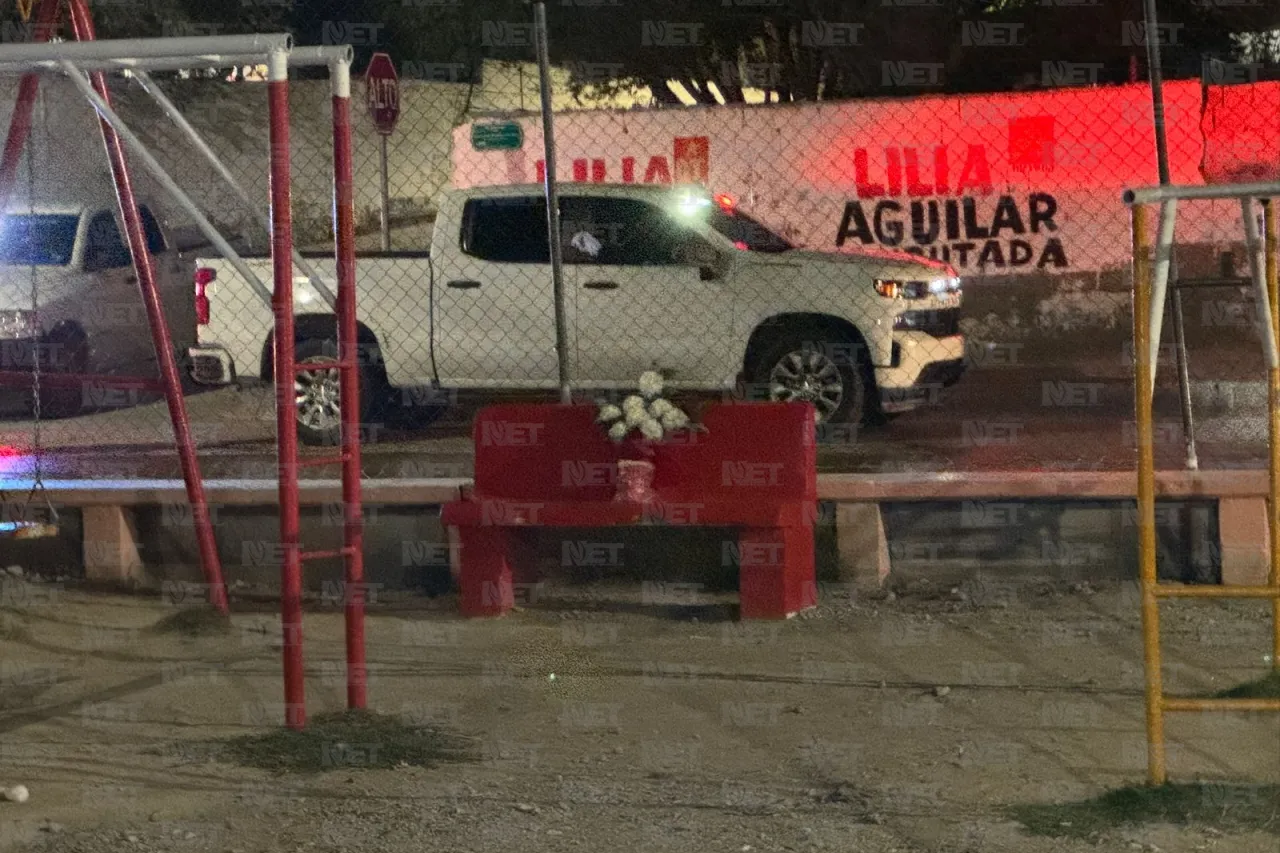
[293,337,383,446]
[749,329,869,426]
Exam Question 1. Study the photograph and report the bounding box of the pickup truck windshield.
[708,207,793,253]
[0,214,80,266]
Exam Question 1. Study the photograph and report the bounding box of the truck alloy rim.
[768,350,843,421]
[295,357,341,432]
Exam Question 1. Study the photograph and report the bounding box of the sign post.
[365,52,399,251]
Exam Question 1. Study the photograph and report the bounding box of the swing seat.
[2,522,58,540]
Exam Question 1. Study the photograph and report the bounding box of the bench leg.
[83,506,144,587]
[835,502,891,591]
[738,525,816,620]
[456,527,521,617]
[1218,497,1269,586]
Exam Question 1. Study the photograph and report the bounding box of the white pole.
[292,46,354,66]
[0,57,259,73]
[1242,197,1280,370]
[0,33,292,63]
[60,61,273,309]
[378,134,390,251]
[1147,198,1177,395]
[0,45,347,74]
[132,69,336,309]
[1126,181,1280,205]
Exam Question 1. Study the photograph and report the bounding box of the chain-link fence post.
[534,1,571,405]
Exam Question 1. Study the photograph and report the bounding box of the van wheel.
[750,329,868,426]
[293,337,383,446]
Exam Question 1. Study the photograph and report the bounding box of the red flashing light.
[194,267,215,326]
[714,192,736,212]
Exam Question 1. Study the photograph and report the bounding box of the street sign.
[365,52,400,136]
[471,122,523,152]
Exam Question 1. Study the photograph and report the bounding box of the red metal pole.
[66,0,229,614]
[267,48,305,731]
[0,0,61,211]
[331,61,366,710]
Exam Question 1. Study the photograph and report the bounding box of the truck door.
[138,205,197,363]
[431,195,565,386]
[561,194,735,387]
[80,210,151,375]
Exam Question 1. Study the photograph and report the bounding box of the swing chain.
[24,79,55,528]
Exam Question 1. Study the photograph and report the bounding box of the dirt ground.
[1,578,1277,853]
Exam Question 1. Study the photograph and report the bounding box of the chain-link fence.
[0,3,1278,476]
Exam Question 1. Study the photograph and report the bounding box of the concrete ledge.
[818,470,1273,590]
[7,470,1271,505]
[9,472,1275,590]
[815,469,1271,501]
[0,477,469,507]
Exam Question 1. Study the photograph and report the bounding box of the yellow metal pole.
[1132,202,1166,785]
[1155,584,1280,599]
[1163,697,1280,713]
[1266,198,1280,672]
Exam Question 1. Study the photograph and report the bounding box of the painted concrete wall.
[0,69,1264,362]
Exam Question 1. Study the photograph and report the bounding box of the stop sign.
[365,53,400,136]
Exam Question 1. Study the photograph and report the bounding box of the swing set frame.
[0,1,367,731]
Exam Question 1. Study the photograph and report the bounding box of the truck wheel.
[293,337,383,446]
[750,330,868,426]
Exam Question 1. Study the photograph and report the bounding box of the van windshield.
[0,214,80,266]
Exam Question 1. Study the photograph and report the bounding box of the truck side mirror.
[674,239,723,276]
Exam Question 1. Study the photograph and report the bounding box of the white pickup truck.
[193,183,965,445]
[0,195,196,416]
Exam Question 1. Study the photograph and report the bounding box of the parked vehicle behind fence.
[0,195,196,417]
[191,183,965,445]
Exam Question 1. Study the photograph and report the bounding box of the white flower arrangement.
[597,371,701,444]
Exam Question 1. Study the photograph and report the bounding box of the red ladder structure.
[266,54,367,727]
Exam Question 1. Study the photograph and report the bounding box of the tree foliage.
[16,0,1280,100]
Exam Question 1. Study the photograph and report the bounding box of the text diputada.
[836,144,1068,272]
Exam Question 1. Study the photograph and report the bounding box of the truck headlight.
[876,277,961,300]
[875,279,930,299]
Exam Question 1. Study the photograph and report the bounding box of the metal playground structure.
[1126,187,1280,784]
[1124,0,1280,786]
[0,0,365,730]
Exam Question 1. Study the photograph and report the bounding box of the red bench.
[440,401,818,619]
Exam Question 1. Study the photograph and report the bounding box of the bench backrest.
[470,402,816,503]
